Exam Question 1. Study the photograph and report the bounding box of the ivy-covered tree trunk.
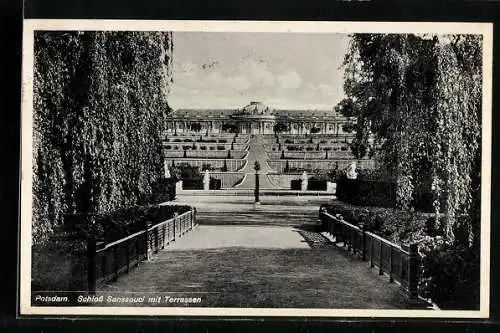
[32,31,173,245]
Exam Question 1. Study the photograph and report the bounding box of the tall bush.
[32,31,174,245]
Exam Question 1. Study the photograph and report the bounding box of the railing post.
[389,246,394,283]
[146,221,152,261]
[162,225,166,249]
[87,237,97,294]
[370,237,374,268]
[336,217,342,244]
[173,213,178,241]
[126,240,130,274]
[361,224,367,261]
[179,214,182,237]
[135,235,140,266]
[191,209,195,229]
[350,228,354,251]
[154,227,159,253]
[408,243,419,300]
[353,229,357,254]
[343,223,348,248]
[379,241,384,276]
[113,245,119,282]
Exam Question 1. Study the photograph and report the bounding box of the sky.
[169,32,351,110]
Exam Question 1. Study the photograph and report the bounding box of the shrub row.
[321,201,432,244]
[285,146,348,151]
[89,204,191,242]
[181,177,222,190]
[290,178,328,191]
[168,138,229,143]
[336,179,397,208]
[336,178,443,212]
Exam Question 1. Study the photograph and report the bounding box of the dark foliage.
[420,241,480,310]
[336,179,397,208]
[273,122,290,134]
[209,177,222,190]
[182,178,203,190]
[221,122,238,133]
[190,123,202,132]
[145,177,176,205]
[307,178,327,191]
[290,179,301,190]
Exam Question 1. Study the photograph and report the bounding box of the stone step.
[196,210,320,227]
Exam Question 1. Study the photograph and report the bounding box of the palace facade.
[165,101,355,135]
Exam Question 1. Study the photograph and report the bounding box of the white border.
[20,19,493,318]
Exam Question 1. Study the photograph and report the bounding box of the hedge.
[307,178,327,191]
[336,179,397,208]
[336,178,443,212]
[210,177,222,190]
[291,179,301,190]
[182,178,203,190]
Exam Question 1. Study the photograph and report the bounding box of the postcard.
[20,19,492,318]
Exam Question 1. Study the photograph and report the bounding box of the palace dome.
[233,101,274,116]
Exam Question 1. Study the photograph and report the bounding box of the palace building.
[165,101,355,135]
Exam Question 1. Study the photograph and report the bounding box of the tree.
[32,31,174,245]
[273,122,290,135]
[190,122,202,132]
[342,33,482,245]
[335,98,368,158]
[221,122,238,133]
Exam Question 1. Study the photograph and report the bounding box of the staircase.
[234,135,281,189]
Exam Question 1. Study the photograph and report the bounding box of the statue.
[301,171,308,192]
[346,162,358,179]
[203,169,210,190]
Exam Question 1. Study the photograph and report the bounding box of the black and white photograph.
[19,20,492,317]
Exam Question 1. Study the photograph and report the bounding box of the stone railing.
[267,151,354,160]
[163,142,249,151]
[267,159,375,173]
[163,150,247,159]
